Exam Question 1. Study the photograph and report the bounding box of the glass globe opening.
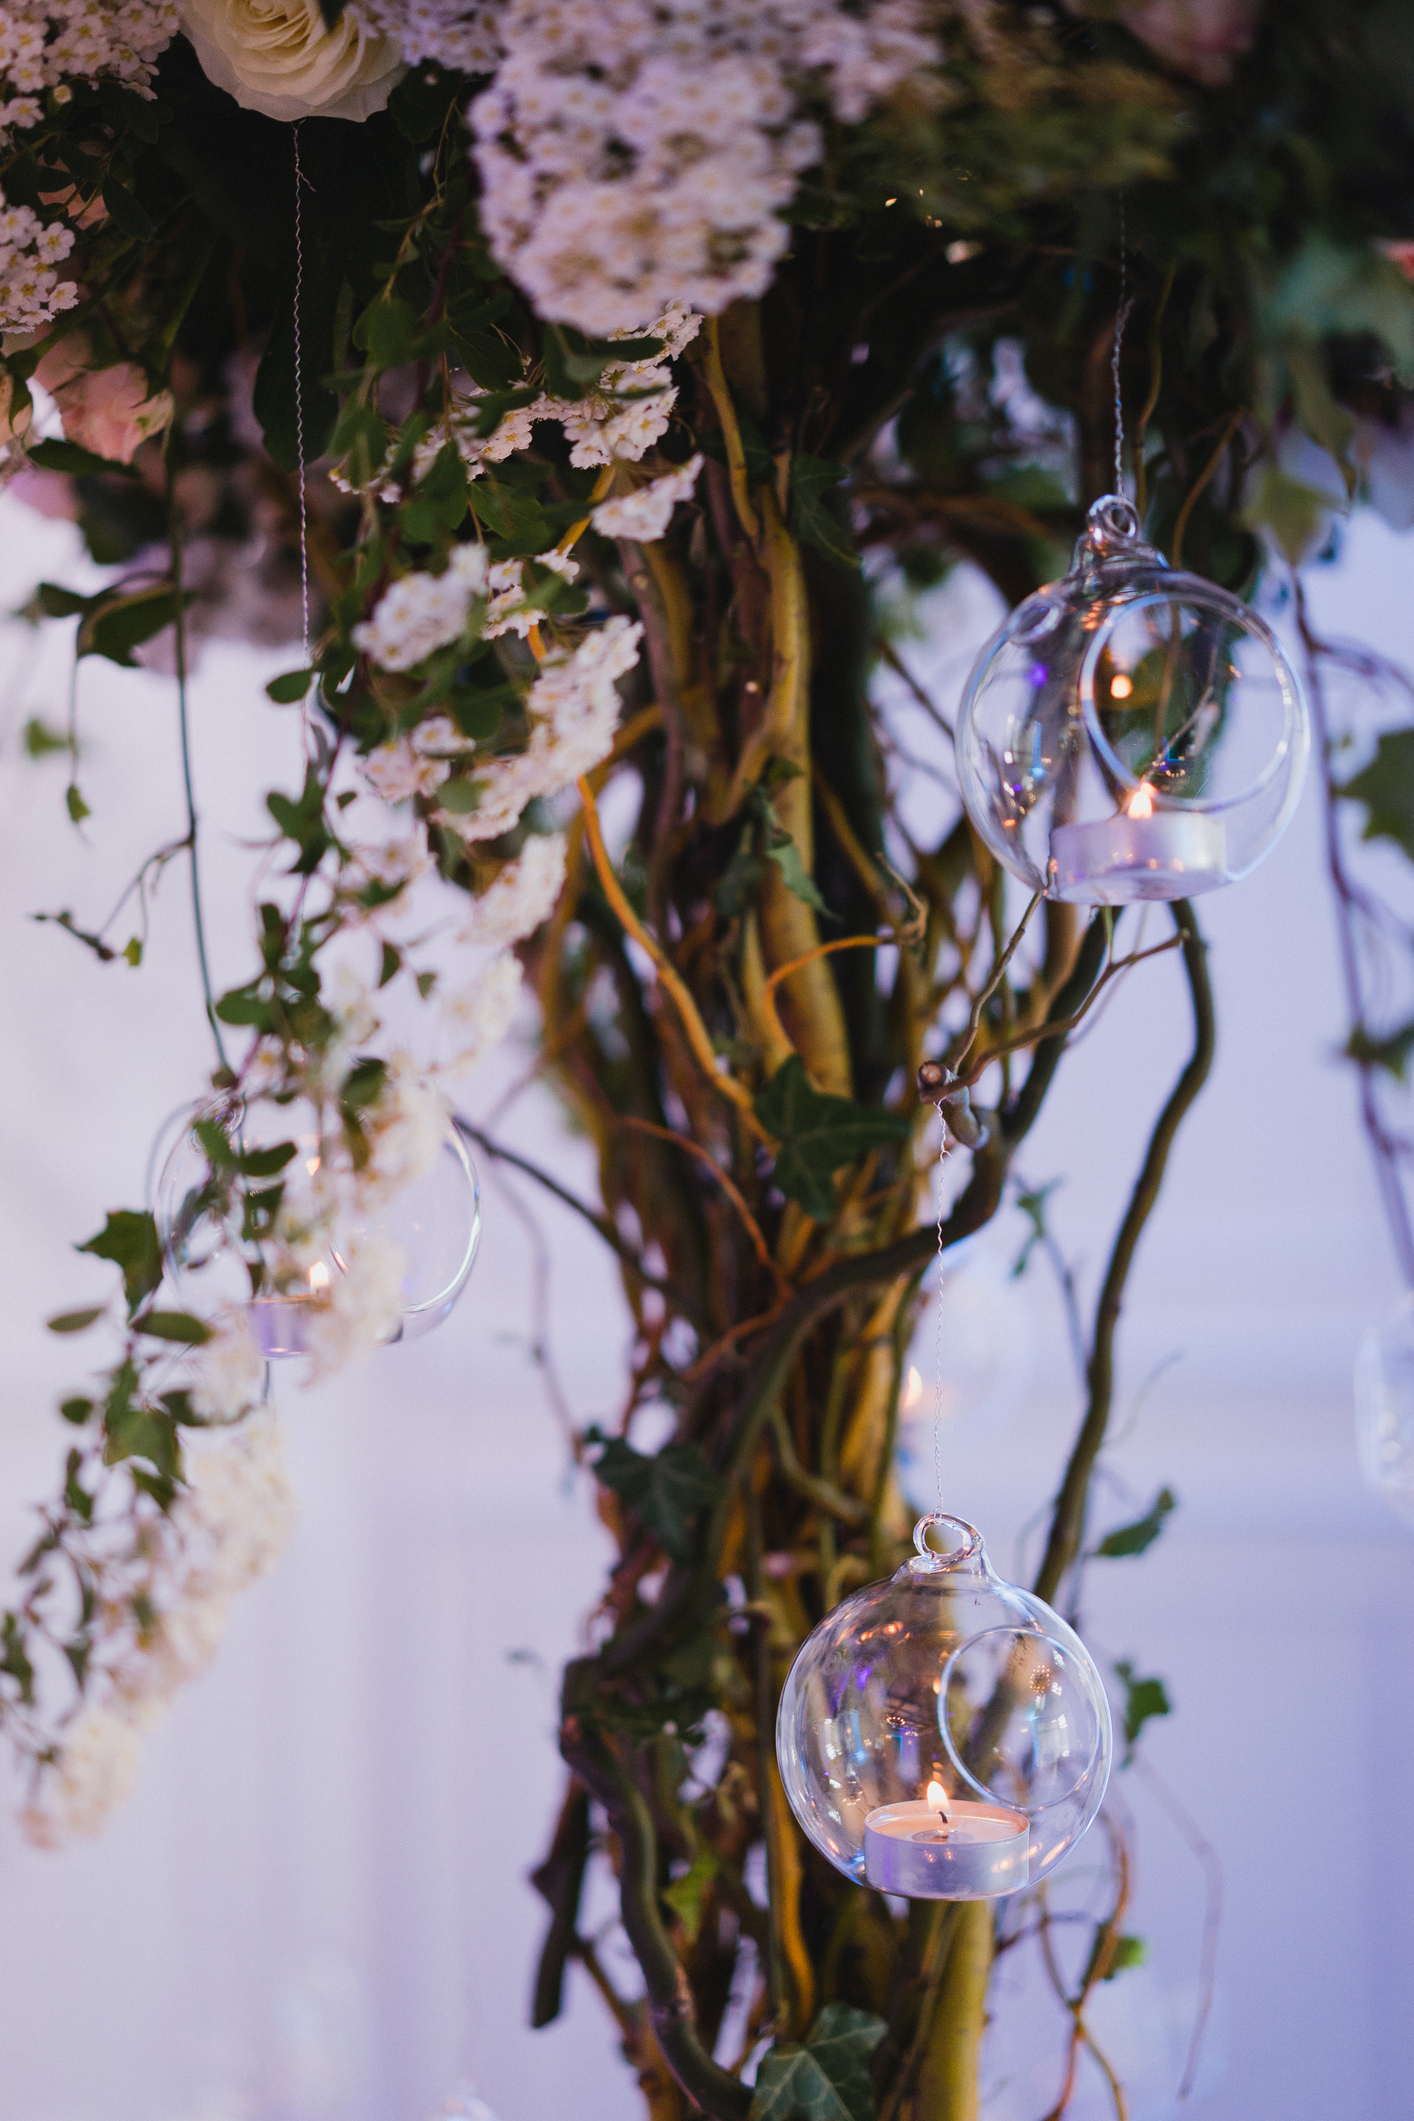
[155,1099,481,1359]
[957,497,1309,907]
[776,1516,1112,1900]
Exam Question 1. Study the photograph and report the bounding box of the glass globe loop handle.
[911,1513,983,1568]
[1077,585,1309,814]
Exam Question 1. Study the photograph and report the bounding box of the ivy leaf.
[1336,729,1414,864]
[750,2003,886,2121]
[47,1307,104,1334]
[790,455,856,569]
[1092,1486,1176,1559]
[76,1209,162,1314]
[590,1435,728,1561]
[1346,1019,1414,1080]
[1113,1659,1171,1763]
[754,1058,910,1222]
[765,827,832,917]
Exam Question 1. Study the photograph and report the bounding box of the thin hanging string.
[291,122,311,675]
[932,1103,953,1515]
[1112,194,1134,498]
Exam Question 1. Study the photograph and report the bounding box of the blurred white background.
[0,493,1409,2121]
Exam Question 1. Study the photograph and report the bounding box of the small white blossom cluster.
[0,187,77,330]
[354,0,502,76]
[484,546,578,638]
[441,612,642,844]
[437,948,524,1077]
[592,452,703,544]
[470,0,935,335]
[359,713,470,803]
[352,539,489,672]
[458,829,567,947]
[0,0,179,133]
[21,1412,296,1848]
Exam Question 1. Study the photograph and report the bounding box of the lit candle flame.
[308,1261,331,1293]
[1110,673,1133,699]
[306,1155,321,1175]
[900,1365,923,1412]
[1126,783,1155,820]
[926,1780,951,1832]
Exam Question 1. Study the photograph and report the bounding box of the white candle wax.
[864,1800,1029,1900]
[1049,808,1226,900]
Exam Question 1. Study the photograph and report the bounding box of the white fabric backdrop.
[0,495,1409,2120]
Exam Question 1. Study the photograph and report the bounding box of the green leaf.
[1336,729,1414,864]
[47,1307,104,1334]
[754,1058,910,1222]
[379,940,402,988]
[790,455,856,569]
[77,1209,161,1314]
[750,2003,886,2121]
[132,1310,212,1345]
[591,1436,728,1561]
[122,936,142,966]
[60,1396,94,1425]
[65,783,90,823]
[400,442,470,544]
[1113,1659,1171,1762]
[21,715,68,758]
[1092,1486,1176,1559]
[662,1849,718,1943]
[100,176,154,240]
[79,587,189,668]
[355,294,420,369]
[1104,1935,1148,1980]
[766,828,832,917]
[266,668,314,704]
[32,581,98,620]
[1347,1018,1414,1080]
[27,437,139,480]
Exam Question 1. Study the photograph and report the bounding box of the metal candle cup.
[863,1799,1029,1899]
[1049,803,1227,901]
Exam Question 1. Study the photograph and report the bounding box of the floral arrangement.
[3,0,1414,2113]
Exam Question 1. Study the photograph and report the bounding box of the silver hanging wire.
[292,121,311,676]
[932,1108,952,1514]
[1111,194,1134,498]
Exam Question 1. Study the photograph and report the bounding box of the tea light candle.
[1050,784,1226,898]
[864,1781,1028,1900]
[247,1261,332,1358]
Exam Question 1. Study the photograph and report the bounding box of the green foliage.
[131,1310,212,1345]
[1113,1660,1172,1763]
[589,1433,728,1561]
[20,717,68,758]
[76,1210,161,1316]
[662,1848,718,1943]
[755,1058,910,1221]
[790,456,854,568]
[1336,730,1414,863]
[749,2004,886,2121]
[47,1307,105,1334]
[1092,1487,1176,1559]
[1347,1019,1414,1080]
[266,669,315,704]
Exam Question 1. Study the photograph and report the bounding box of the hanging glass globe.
[777,1515,1112,1900]
[1355,1295,1414,1526]
[155,1093,481,1358]
[957,495,1309,904]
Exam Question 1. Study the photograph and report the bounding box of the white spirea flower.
[355,0,503,75]
[189,1309,264,1423]
[363,1058,448,1197]
[470,1,935,335]
[446,614,642,844]
[303,1231,408,1381]
[458,832,567,947]
[437,951,523,1077]
[592,453,704,543]
[0,185,79,331]
[20,1698,152,1847]
[483,547,579,639]
[141,1590,233,1700]
[0,0,179,126]
[177,1412,299,1599]
[353,541,489,673]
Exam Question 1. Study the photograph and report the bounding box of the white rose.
[181,0,404,123]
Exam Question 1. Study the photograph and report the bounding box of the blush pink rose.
[36,339,174,464]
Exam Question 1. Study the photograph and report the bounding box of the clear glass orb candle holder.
[156,1097,481,1358]
[776,1515,1112,1900]
[957,496,1309,905]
